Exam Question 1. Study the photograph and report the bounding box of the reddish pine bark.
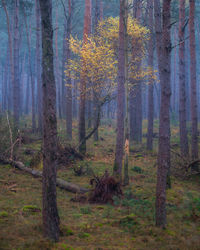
[147,0,154,150]
[39,0,60,241]
[189,0,198,162]
[78,0,91,154]
[155,0,172,228]
[178,0,189,156]
[113,0,125,179]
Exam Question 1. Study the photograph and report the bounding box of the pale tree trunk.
[13,0,20,128]
[79,0,91,154]
[113,0,125,180]
[155,0,172,228]
[189,0,198,165]
[23,8,36,132]
[179,0,189,156]
[39,0,60,241]
[147,0,154,151]
[35,0,42,133]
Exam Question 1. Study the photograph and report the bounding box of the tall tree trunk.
[39,0,60,241]
[155,0,172,228]
[2,0,15,114]
[147,0,154,150]
[35,0,42,133]
[78,0,91,154]
[113,0,125,180]
[179,0,189,156]
[66,0,73,140]
[13,0,20,128]
[189,0,198,164]
[23,7,36,132]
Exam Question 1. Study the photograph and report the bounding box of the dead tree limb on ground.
[0,157,89,194]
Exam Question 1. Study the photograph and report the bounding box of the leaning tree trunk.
[39,0,60,242]
[147,0,154,151]
[155,0,172,228]
[78,0,91,154]
[113,0,125,180]
[179,0,189,156]
[189,0,198,165]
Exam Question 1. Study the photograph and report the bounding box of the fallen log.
[0,158,89,194]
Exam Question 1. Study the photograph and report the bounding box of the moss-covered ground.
[0,120,200,249]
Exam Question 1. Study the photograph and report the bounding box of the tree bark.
[189,0,198,163]
[23,7,36,133]
[155,0,172,228]
[178,0,189,156]
[147,0,154,151]
[35,0,42,133]
[66,0,73,140]
[78,0,91,154]
[13,0,20,128]
[113,0,125,180]
[39,0,60,241]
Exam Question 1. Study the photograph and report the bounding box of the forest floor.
[0,119,200,250]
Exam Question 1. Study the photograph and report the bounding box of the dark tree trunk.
[147,0,154,151]
[155,0,172,228]
[35,0,42,133]
[189,0,198,163]
[39,0,60,241]
[113,0,125,180]
[178,0,189,156]
[66,0,73,140]
[79,0,91,154]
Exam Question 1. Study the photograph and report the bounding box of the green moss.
[22,205,40,213]
[0,211,8,218]
[78,232,90,238]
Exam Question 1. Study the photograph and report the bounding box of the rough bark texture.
[147,0,154,151]
[39,0,60,241]
[189,0,198,161]
[155,0,171,228]
[13,0,20,128]
[178,0,189,156]
[78,0,91,154]
[113,0,125,180]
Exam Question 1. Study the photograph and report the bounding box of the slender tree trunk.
[179,0,189,156]
[189,0,198,164]
[2,0,15,115]
[39,0,60,241]
[79,0,91,154]
[35,0,42,133]
[147,0,154,151]
[113,0,125,180]
[23,8,36,132]
[155,0,172,228]
[123,0,129,186]
[66,0,73,140]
